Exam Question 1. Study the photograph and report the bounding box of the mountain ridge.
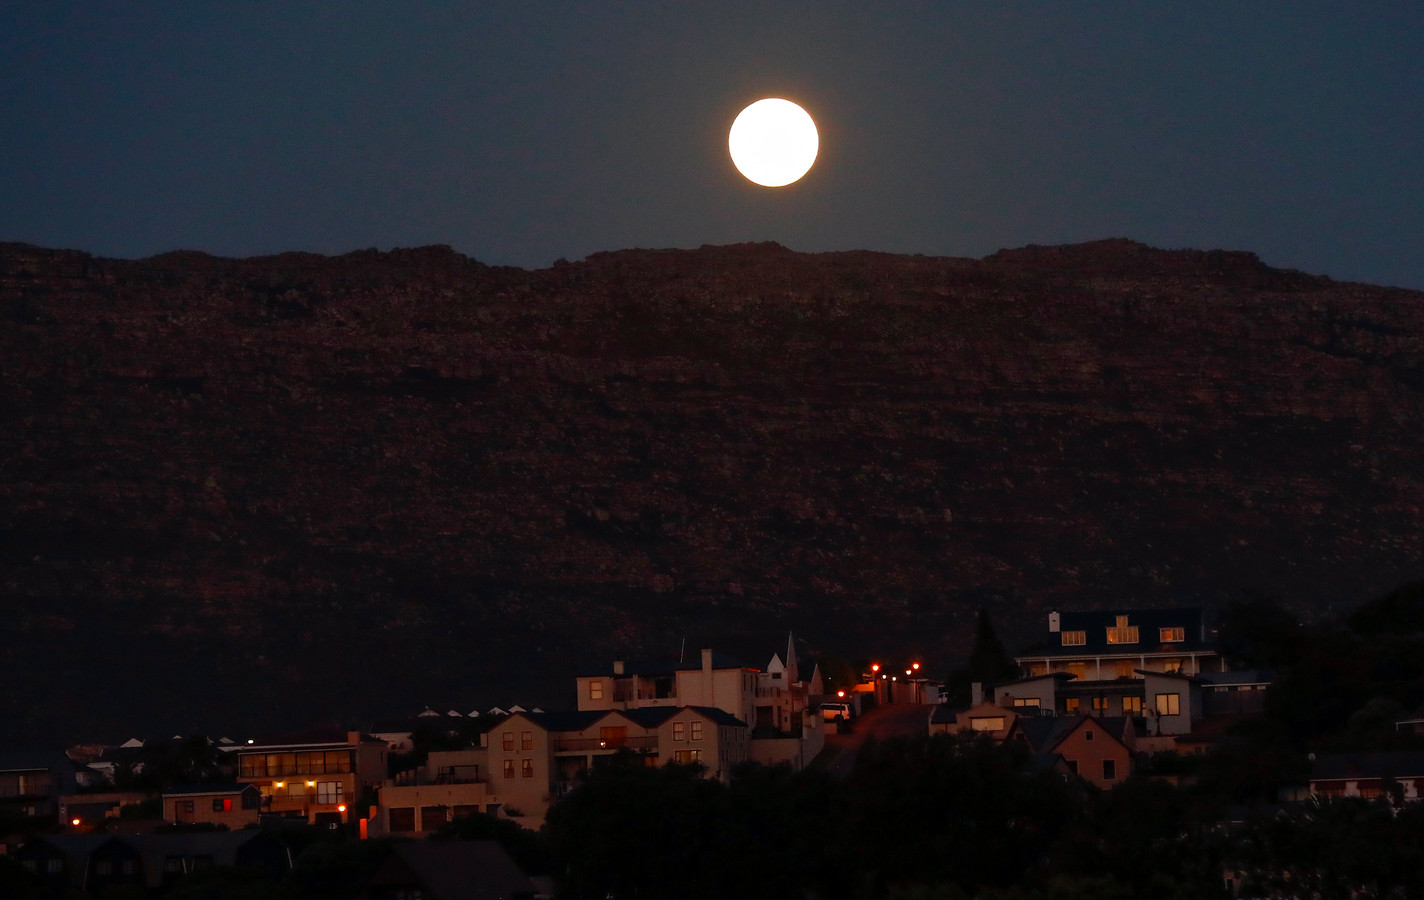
[2,238,1421,744]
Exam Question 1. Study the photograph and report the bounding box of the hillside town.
[6,601,1424,898]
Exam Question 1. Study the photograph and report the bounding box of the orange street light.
[912,662,921,671]
[72,818,81,827]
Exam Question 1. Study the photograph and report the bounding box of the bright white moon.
[728,98,819,187]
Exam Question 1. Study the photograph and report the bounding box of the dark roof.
[618,707,683,729]
[521,710,607,733]
[367,841,537,900]
[1011,715,1130,753]
[1197,669,1276,686]
[685,706,748,728]
[930,706,962,725]
[1020,608,1216,659]
[1311,751,1424,781]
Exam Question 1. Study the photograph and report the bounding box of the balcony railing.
[553,736,658,753]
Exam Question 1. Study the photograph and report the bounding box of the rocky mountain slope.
[3,239,1421,743]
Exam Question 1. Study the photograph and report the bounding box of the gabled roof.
[367,841,536,900]
[684,706,748,728]
[518,710,607,733]
[1010,715,1130,754]
[1020,607,1216,659]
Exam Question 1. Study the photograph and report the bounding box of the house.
[161,783,262,828]
[233,727,387,827]
[0,752,75,826]
[464,705,749,829]
[577,647,760,725]
[360,841,538,900]
[929,701,1024,741]
[378,748,497,836]
[576,639,823,771]
[1009,608,1228,724]
[1309,751,1424,802]
[1005,715,1135,790]
[57,790,153,827]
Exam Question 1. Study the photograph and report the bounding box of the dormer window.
[1060,630,1086,646]
[1106,616,1138,644]
[1159,627,1185,643]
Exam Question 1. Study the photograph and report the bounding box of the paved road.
[820,702,934,779]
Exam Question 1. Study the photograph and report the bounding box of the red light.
[338,805,347,813]
[72,818,81,827]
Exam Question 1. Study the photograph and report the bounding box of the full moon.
[728,98,819,187]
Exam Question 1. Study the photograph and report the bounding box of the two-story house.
[0,752,75,826]
[1010,608,1226,729]
[233,728,387,828]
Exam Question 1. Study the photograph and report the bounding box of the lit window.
[1160,627,1185,643]
[502,760,514,779]
[588,680,604,700]
[1067,662,1086,679]
[502,732,514,751]
[521,731,533,751]
[1155,693,1181,716]
[673,723,685,742]
[1163,659,1182,674]
[1106,616,1139,644]
[1012,698,1040,708]
[1092,696,1108,711]
[1064,698,1080,713]
[674,749,702,764]
[1060,630,1086,646]
[970,716,1005,731]
[317,782,342,805]
[1123,696,1143,715]
[521,759,534,779]
[691,721,704,742]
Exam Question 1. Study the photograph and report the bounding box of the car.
[820,701,853,721]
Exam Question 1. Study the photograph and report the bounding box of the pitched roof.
[367,841,537,900]
[1011,715,1130,753]
[520,710,607,733]
[1020,607,1216,659]
[685,706,748,728]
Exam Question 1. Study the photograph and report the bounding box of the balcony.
[553,736,658,753]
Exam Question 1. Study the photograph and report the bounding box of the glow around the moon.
[728,98,819,187]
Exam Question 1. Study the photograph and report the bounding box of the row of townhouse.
[27,635,828,838]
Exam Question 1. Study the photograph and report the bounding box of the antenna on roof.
[680,637,686,664]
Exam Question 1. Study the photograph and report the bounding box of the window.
[674,749,702,764]
[394,889,423,900]
[1091,696,1108,711]
[1106,615,1139,644]
[1155,693,1181,716]
[691,721,704,742]
[121,860,135,875]
[1103,759,1117,780]
[521,731,533,751]
[317,782,343,805]
[1060,630,1086,646]
[521,759,534,779]
[600,726,627,748]
[213,797,232,812]
[588,680,604,700]
[179,800,194,814]
[970,716,1005,731]
[1122,696,1142,715]
[1064,698,1080,713]
[1163,658,1182,674]
[673,722,685,741]
[1067,662,1086,679]
[96,860,112,875]
[21,860,36,873]
[1012,698,1040,708]
[1084,729,1095,742]
[1115,660,1135,679]
[163,857,184,874]
[502,732,515,751]
[502,759,514,779]
[1160,627,1185,643]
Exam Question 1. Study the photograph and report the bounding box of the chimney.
[971,682,984,706]
[702,648,714,707]
[1048,610,1061,633]
[613,660,625,676]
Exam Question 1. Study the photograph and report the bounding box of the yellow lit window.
[1060,630,1086,646]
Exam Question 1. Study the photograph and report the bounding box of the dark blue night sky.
[3,2,1421,288]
